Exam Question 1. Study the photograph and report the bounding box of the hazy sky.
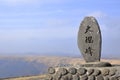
[0,0,120,58]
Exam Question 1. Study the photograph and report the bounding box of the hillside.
[4,75,46,80]
[0,56,119,79]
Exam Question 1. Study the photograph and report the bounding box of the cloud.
[0,10,63,17]
[0,27,78,54]
[0,27,77,41]
[0,0,66,6]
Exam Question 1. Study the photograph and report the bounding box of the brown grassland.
[2,56,120,80]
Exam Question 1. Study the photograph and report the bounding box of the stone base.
[46,65,120,80]
[78,62,112,67]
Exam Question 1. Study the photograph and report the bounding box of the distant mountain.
[0,56,119,79]
[0,56,48,78]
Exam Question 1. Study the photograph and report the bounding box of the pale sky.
[0,0,120,58]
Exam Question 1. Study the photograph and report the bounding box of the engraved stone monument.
[78,16,101,62]
[78,16,111,67]
[46,16,120,80]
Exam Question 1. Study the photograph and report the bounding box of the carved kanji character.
[85,36,93,43]
[85,47,93,56]
[85,25,93,33]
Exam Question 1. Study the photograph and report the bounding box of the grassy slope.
[4,75,46,80]
[1,56,120,80]
[0,56,119,66]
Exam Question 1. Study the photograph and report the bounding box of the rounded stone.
[110,76,118,80]
[104,77,110,80]
[87,69,94,76]
[109,68,117,76]
[66,73,72,80]
[58,68,68,76]
[77,68,87,76]
[96,75,104,80]
[54,71,62,80]
[93,69,101,76]
[60,76,68,80]
[88,75,95,80]
[102,69,110,76]
[73,74,80,80]
[46,74,53,80]
[80,74,88,80]
[48,67,55,74]
[68,67,77,75]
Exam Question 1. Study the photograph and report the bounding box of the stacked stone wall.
[46,66,120,80]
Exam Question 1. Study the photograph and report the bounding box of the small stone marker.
[78,16,102,62]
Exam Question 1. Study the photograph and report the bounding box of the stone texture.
[77,68,87,76]
[96,75,104,80]
[78,16,102,62]
[80,74,88,80]
[46,66,120,80]
[88,75,96,80]
[109,68,117,76]
[104,77,110,80]
[58,68,68,76]
[66,73,72,80]
[87,69,94,76]
[110,76,119,80]
[117,76,120,80]
[72,74,80,80]
[93,69,101,76]
[81,62,111,67]
[48,67,55,74]
[54,71,62,80]
[60,75,68,80]
[68,67,77,75]
[46,74,53,80]
[102,69,110,76]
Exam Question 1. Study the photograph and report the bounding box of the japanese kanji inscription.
[78,16,102,62]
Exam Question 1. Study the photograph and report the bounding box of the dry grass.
[0,56,119,65]
[4,75,46,80]
[1,56,120,80]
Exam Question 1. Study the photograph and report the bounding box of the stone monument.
[77,16,111,67]
[46,16,120,80]
[78,16,101,62]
